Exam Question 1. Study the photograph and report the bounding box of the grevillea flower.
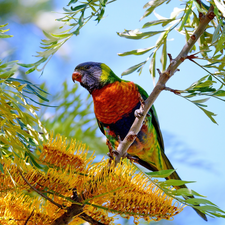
[0,135,184,225]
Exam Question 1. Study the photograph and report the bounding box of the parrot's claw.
[107,152,114,159]
[134,109,144,118]
[126,154,139,163]
[135,93,145,118]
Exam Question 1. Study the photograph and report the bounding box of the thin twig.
[18,169,63,209]
[114,5,215,165]
[24,209,34,225]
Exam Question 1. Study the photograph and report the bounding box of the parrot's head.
[72,62,120,93]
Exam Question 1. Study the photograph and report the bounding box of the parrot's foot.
[134,108,144,118]
[135,93,145,118]
[106,139,114,158]
[126,154,140,163]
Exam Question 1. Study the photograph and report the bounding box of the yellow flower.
[0,135,184,225]
[74,159,184,223]
[39,134,94,172]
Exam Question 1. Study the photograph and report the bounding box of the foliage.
[145,169,225,219]
[18,0,116,74]
[117,0,225,124]
[0,135,185,225]
[0,24,49,169]
[39,81,107,154]
[1,0,225,224]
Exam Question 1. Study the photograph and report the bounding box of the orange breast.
[92,81,140,124]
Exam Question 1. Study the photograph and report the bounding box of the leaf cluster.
[0,24,49,168]
[19,0,115,74]
[145,169,225,219]
[117,0,225,123]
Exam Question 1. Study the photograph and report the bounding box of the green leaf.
[141,0,168,20]
[26,152,43,169]
[18,57,48,68]
[67,0,78,6]
[118,46,155,56]
[160,39,167,71]
[159,179,195,187]
[146,169,175,178]
[198,106,217,124]
[150,51,156,80]
[170,188,206,197]
[212,23,221,43]
[0,163,4,173]
[117,29,163,40]
[95,8,105,23]
[191,98,210,104]
[0,34,13,38]
[71,4,87,11]
[0,24,8,28]
[142,18,175,28]
[178,2,193,32]
[214,28,225,55]
[50,33,72,39]
[185,198,217,206]
[25,68,36,75]
[121,61,146,76]
[213,90,225,96]
[0,23,13,38]
[100,0,107,7]
[193,0,207,13]
[194,205,225,216]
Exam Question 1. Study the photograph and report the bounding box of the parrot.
[72,61,207,221]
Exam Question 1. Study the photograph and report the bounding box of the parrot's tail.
[128,153,208,221]
[161,152,208,221]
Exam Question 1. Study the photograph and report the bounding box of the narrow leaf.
[185,198,217,206]
[150,51,156,82]
[198,106,217,124]
[171,188,206,197]
[121,61,146,76]
[141,0,168,20]
[118,46,155,56]
[178,2,193,31]
[71,4,87,11]
[159,179,195,187]
[117,30,163,40]
[146,169,175,178]
[142,18,174,28]
[213,90,225,96]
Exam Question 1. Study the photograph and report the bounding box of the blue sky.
[2,0,225,224]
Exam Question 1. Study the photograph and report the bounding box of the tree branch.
[114,5,215,165]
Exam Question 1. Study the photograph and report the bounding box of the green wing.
[136,84,165,152]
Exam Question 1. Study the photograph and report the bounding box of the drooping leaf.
[141,0,168,20]
[170,188,206,197]
[178,2,193,32]
[185,198,217,206]
[142,18,175,28]
[118,46,155,56]
[117,29,164,40]
[121,61,147,76]
[159,179,195,187]
[214,28,225,55]
[198,106,217,124]
[146,169,175,178]
[150,51,156,81]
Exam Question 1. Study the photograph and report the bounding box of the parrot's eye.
[84,65,91,70]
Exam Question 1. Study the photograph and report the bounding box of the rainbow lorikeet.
[72,62,207,221]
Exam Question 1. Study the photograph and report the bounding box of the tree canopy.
[0,0,225,225]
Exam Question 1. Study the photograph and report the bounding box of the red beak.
[72,71,82,82]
